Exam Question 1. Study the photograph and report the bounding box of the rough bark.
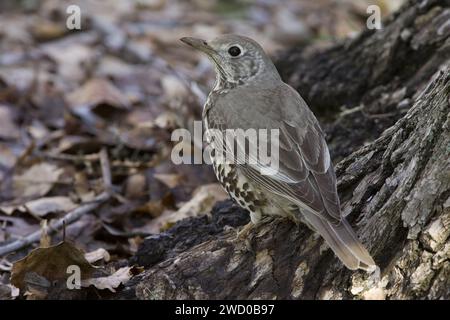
[119,0,450,300]
[276,0,450,161]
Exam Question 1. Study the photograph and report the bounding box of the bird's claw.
[235,222,255,253]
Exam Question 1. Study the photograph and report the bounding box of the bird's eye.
[228,46,241,57]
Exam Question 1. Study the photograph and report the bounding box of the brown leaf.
[22,272,50,300]
[67,78,131,116]
[153,173,182,189]
[24,196,77,217]
[125,173,147,199]
[11,241,96,292]
[13,163,64,199]
[30,19,66,42]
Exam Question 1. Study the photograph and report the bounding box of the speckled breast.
[209,148,267,216]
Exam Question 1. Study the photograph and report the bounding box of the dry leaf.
[161,74,188,99]
[13,163,64,199]
[153,173,182,189]
[67,78,131,115]
[125,173,147,199]
[0,284,19,300]
[43,41,96,84]
[24,196,77,217]
[10,285,20,299]
[30,19,66,42]
[147,183,227,233]
[0,144,17,169]
[0,205,17,215]
[0,105,20,140]
[154,111,183,129]
[22,272,51,300]
[84,248,111,264]
[11,241,96,292]
[0,215,38,240]
[39,220,51,248]
[0,259,13,271]
[81,267,132,292]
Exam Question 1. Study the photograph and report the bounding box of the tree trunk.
[121,0,450,300]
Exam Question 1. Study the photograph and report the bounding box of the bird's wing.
[205,83,341,222]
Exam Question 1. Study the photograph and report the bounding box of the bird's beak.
[180,37,215,55]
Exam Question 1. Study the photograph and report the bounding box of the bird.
[180,34,376,271]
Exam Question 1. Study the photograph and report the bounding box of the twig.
[0,147,115,257]
[99,148,127,203]
[0,192,109,257]
[36,151,100,162]
[99,148,112,193]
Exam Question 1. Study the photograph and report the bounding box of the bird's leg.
[235,211,263,252]
[236,221,254,241]
[235,222,255,253]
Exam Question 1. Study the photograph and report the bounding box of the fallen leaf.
[84,248,110,264]
[0,105,20,140]
[0,215,38,240]
[13,163,64,199]
[11,241,96,292]
[81,267,132,292]
[30,19,67,42]
[161,74,188,100]
[154,111,183,129]
[0,259,12,271]
[40,220,51,248]
[0,205,17,216]
[10,285,20,299]
[146,183,227,233]
[24,196,77,217]
[153,173,182,189]
[125,173,147,199]
[74,172,96,202]
[22,272,51,300]
[0,284,19,300]
[67,78,131,117]
[42,40,96,84]
[0,144,17,169]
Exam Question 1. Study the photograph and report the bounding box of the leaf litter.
[0,0,403,299]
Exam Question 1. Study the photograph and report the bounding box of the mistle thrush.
[181,34,376,271]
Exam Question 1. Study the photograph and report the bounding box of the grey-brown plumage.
[181,34,376,271]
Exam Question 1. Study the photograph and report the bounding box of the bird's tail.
[302,211,376,271]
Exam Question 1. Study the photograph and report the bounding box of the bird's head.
[181,34,281,88]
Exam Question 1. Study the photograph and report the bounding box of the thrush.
[181,34,376,271]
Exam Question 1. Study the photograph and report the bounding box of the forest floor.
[0,0,405,299]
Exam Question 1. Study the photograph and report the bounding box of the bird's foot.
[235,222,255,253]
[236,222,253,240]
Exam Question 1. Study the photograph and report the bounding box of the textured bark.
[120,0,450,300]
[276,0,450,161]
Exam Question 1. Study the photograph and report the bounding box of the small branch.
[99,148,127,203]
[36,151,100,163]
[0,192,110,257]
[0,149,116,257]
[99,148,112,193]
